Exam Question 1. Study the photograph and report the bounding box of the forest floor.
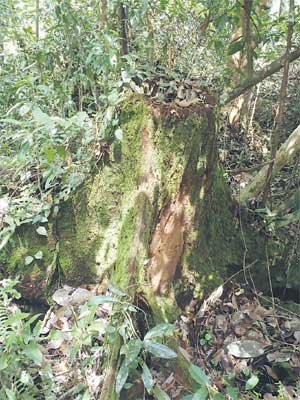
[39,278,300,400]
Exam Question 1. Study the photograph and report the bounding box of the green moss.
[119,99,150,193]
[154,115,208,202]
[113,192,153,292]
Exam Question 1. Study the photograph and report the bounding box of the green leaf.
[88,295,120,305]
[141,362,154,394]
[107,282,127,297]
[44,146,55,163]
[82,390,91,400]
[188,364,209,386]
[144,323,175,340]
[5,312,30,325]
[245,375,259,391]
[192,387,209,399]
[226,386,239,398]
[24,342,43,365]
[4,388,16,400]
[36,226,47,236]
[25,256,34,265]
[0,355,8,370]
[116,361,129,393]
[227,39,245,56]
[121,339,142,366]
[115,128,123,140]
[153,386,171,400]
[57,145,67,160]
[212,394,225,400]
[143,340,177,359]
[34,251,43,260]
[32,107,54,127]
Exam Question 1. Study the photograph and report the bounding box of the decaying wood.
[239,124,300,203]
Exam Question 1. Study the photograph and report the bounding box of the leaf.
[5,312,30,325]
[121,339,142,366]
[32,107,54,127]
[226,386,239,398]
[192,387,209,400]
[57,145,67,160]
[116,360,129,393]
[4,388,16,400]
[107,282,127,297]
[143,340,177,359]
[188,364,209,386]
[227,39,245,56]
[227,340,265,358]
[212,394,225,400]
[25,256,34,265]
[115,128,123,140]
[34,251,43,260]
[44,146,55,163]
[141,362,154,394]
[36,226,47,236]
[24,342,43,365]
[153,386,171,400]
[88,295,120,305]
[144,323,175,340]
[245,375,259,391]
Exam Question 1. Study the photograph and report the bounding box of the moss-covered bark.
[3,95,288,308]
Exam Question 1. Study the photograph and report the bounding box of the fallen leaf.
[227,340,265,358]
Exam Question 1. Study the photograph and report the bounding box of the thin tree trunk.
[119,2,128,56]
[229,0,253,126]
[36,0,40,40]
[262,0,295,202]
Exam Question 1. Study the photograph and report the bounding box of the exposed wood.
[239,124,300,203]
[222,45,300,105]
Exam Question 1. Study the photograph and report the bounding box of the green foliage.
[0,279,55,399]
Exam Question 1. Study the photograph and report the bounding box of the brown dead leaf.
[215,314,228,331]
[265,365,279,380]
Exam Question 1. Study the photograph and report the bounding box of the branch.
[221,45,300,105]
[239,124,300,203]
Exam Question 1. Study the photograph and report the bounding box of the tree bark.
[262,0,295,201]
[239,124,300,203]
[228,0,254,126]
[119,2,128,56]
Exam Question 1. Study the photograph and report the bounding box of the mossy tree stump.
[4,96,254,309]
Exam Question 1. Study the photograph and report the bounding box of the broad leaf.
[116,361,129,393]
[24,342,43,365]
[25,256,34,265]
[188,364,209,386]
[143,340,177,359]
[34,251,43,260]
[245,375,259,391]
[36,226,47,236]
[141,362,154,394]
[144,323,175,340]
[192,387,209,400]
[121,339,142,366]
[88,295,120,305]
[153,386,171,400]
